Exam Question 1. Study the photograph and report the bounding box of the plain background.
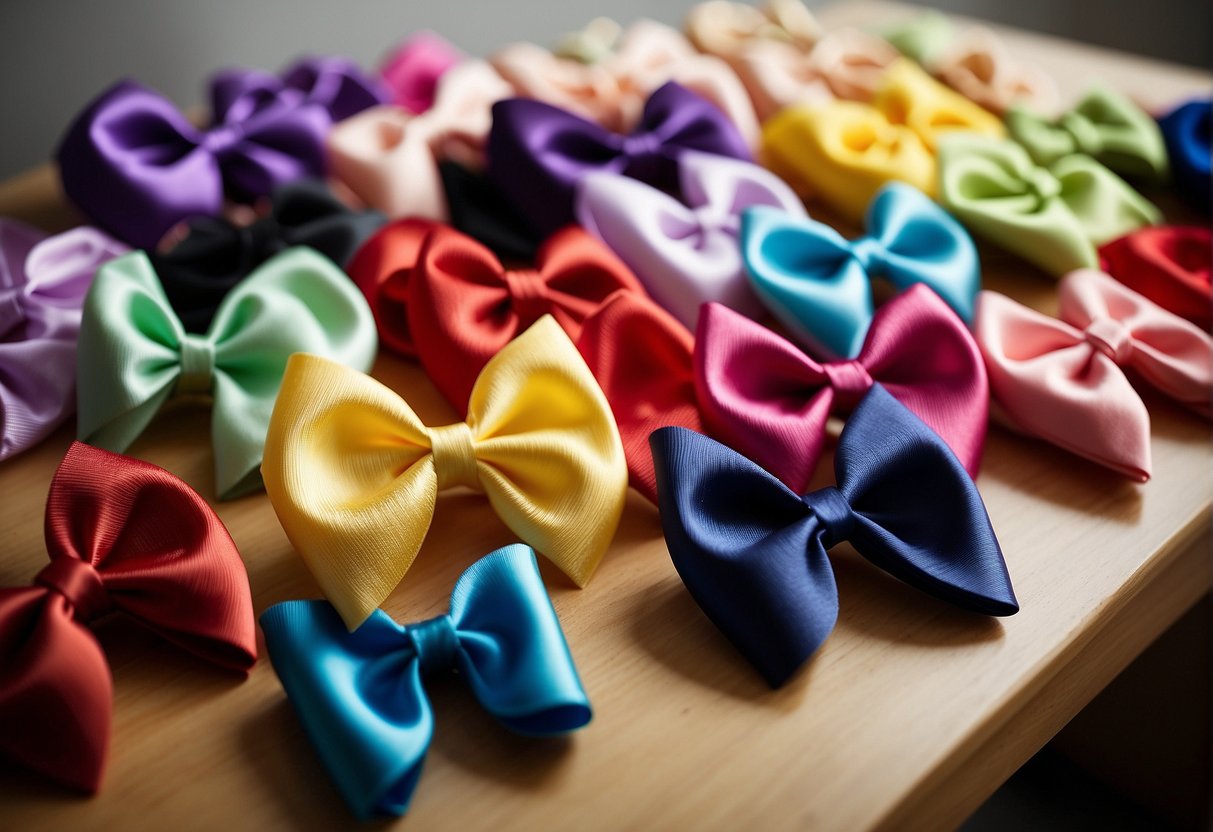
[0,0,1209,180]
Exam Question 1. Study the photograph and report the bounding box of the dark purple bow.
[209,56,389,125]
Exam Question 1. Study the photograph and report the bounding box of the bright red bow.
[1100,225,1211,331]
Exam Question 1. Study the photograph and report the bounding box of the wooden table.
[0,3,1209,830]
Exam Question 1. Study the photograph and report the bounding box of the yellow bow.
[262,316,628,628]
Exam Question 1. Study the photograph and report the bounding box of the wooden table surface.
[0,3,1210,830]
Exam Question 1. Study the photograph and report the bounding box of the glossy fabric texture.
[930,26,1059,116]
[684,0,822,67]
[488,82,752,236]
[76,248,377,499]
[0,442,256,792]
[938,135,1161,277]
[976,270,1213,480]
[650,385,1017,688]
[1159,98,1212,214]
[0,221,128,461]
[208,55,388,124]
[697,286,988,490]
[378,32,464,113]
[1100,226,1212,330]
[150,180,385,333]
[345,218,438,356]
[1006,87,1169,182]
[741,183,979,358]
[576,150,804,328]
[261,544,590,819]
[261,317,628,628]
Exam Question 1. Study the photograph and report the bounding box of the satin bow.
[208,55,388,125]
[0,220,127,461]
[975,270,1213,481]
[0,441,256,792]
[1100,226,1211,330]
[439,160,544,261]
[1006,87,1169,181]
[327,60,514,221]
[151,180,385,333]
[938,134,1162,277]
[75,247,377,500]
[261,316,628,628]
[742,183,979,358]
[576,149,804,328]
[378,31,464,113]
[684,0,822,67]
[260,544,591,819]
[488,81,752,237]
[57,80,331,249]
[930,27,1060,116]
[1159,98,1211,214]
[650,384,1017,688]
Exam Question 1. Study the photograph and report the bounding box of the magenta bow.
[378,32,465,113]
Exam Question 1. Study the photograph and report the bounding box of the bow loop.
[1099,226,1212,329]
[1158,98,1211,214]
[378,31,465,113]
[33,557,112,624]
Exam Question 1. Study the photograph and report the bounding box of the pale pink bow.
[685,0,822,67]
[932,27,1059,116]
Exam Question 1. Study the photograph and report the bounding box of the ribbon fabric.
[208,55,388,125]
[0,442,256,792]
[1159,98,1212,214]
[1100,226,1211,330]
[261,317,628,628]
[260,544,591,819]
[684,0,822,67]
[0,220,128,461]
[76,248,377,500]
[554,17,624,64]
[880,11,954,65]
[930,27,1060,116]
[741,183,979,358]
[650,384,1017,688]
[378,32,465,113]
[438,160,544,261]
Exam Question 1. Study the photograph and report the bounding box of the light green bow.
[938,134,1161,277]
[880,11,954,65]
[76,247,378,499]
[1005,87,1170,182]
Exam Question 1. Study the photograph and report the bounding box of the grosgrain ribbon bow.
[0,442,256,792]
[0,221,127,461]
[976,270,1213,480]
[650,385,1017,688]
[75,247,377,500]
[488,81,752,237]
[1100,225,1212,330]
[261,317,628,628]
[209,55,388,125]
[1159,98,1211,214]
[378,31,465,113]
[939,134,1162,277]
[684,0,822,66]
[576,149,804,328]
[260,544,591,819]
[742,183,979,358]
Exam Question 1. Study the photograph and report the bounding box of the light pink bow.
[326,60,513,219]
[685,0,822,67]
[931,27,1059,116]
[976,269,1213,481]
[377,31,465,114]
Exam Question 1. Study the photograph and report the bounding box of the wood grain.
[0,4,1209,830]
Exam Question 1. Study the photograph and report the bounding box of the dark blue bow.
[650,384,1017,688]
[1159,98,1211,214]
[260,544,592,818]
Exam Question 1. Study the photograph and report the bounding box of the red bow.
[1100,225,1211,330]
[0,442,256,792]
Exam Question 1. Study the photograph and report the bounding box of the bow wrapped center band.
[428,421,480,490]
[1082,316,1134,364]
[33,556,114,623]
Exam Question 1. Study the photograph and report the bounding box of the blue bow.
[260,544,592,819]
[649,384,1017,688]
[741,183,979,359]
[1159,98,1211,215]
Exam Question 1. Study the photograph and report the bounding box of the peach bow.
[931,27,1060,116]
[684,0,821,66]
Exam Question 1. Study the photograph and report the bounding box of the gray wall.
[0,0,1208,180]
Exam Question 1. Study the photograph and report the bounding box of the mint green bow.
[938,134,1161,277]
[76,247,377,499]
[1005,87,1169,182]
[880,11,954,65]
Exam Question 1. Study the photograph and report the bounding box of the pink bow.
[931,27,1059,116]
[377,31,465,114]
[976,269,1213,481]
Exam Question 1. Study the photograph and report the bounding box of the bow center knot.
[1060,111,1102,155]
[429,421,480,491]
[35,557,112,623]
[620,131,665,163]
[502,269,553,326]
[1084,316,1134,364]
[406,614,459,676]
[1025,167,1062,203]
[200,121,247,157]
[849,236,886,274]
[692,203,740,239]
[177,334,215,395]
[822,360,874,407]
[802,486,855,549]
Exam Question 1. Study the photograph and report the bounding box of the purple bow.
[210,56,389,125]
[0,219,128,460]
[487,81,752,236]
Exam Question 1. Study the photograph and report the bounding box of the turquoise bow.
[741,183,979,359]
[260,544,593,819]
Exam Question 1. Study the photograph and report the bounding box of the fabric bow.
[327,60,514,221]
[261,316,628,628]
[650,384,1017,688]
[938,134,1162,277]
[0,220,128,461]
[208,55,388,125]
[488,81,752,237]
[881,10,954,65]
[1159,98,1211,214]
[741,182,979,358]
[975,269,1213,481]
[260,544,591,819]
[554,17,624,64]
[930,26,1060,116]
[1006,87,1169,181]
[438,160,544,261]
[684,0,822,67]
[1100,225,1211,330]
[378,31,465,113]
[75,247,377,500]
[57,80,331,249]
[576,149,804,328]
[0,441,256,792]
[150,180,385,333]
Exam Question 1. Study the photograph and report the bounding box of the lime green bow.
[938,134,1161,277]
[1006,87,1169,182]
[76,247,377,499]
[880,11,954,65]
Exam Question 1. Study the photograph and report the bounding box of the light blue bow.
[741,183,979,359]
[260,544,592,819]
